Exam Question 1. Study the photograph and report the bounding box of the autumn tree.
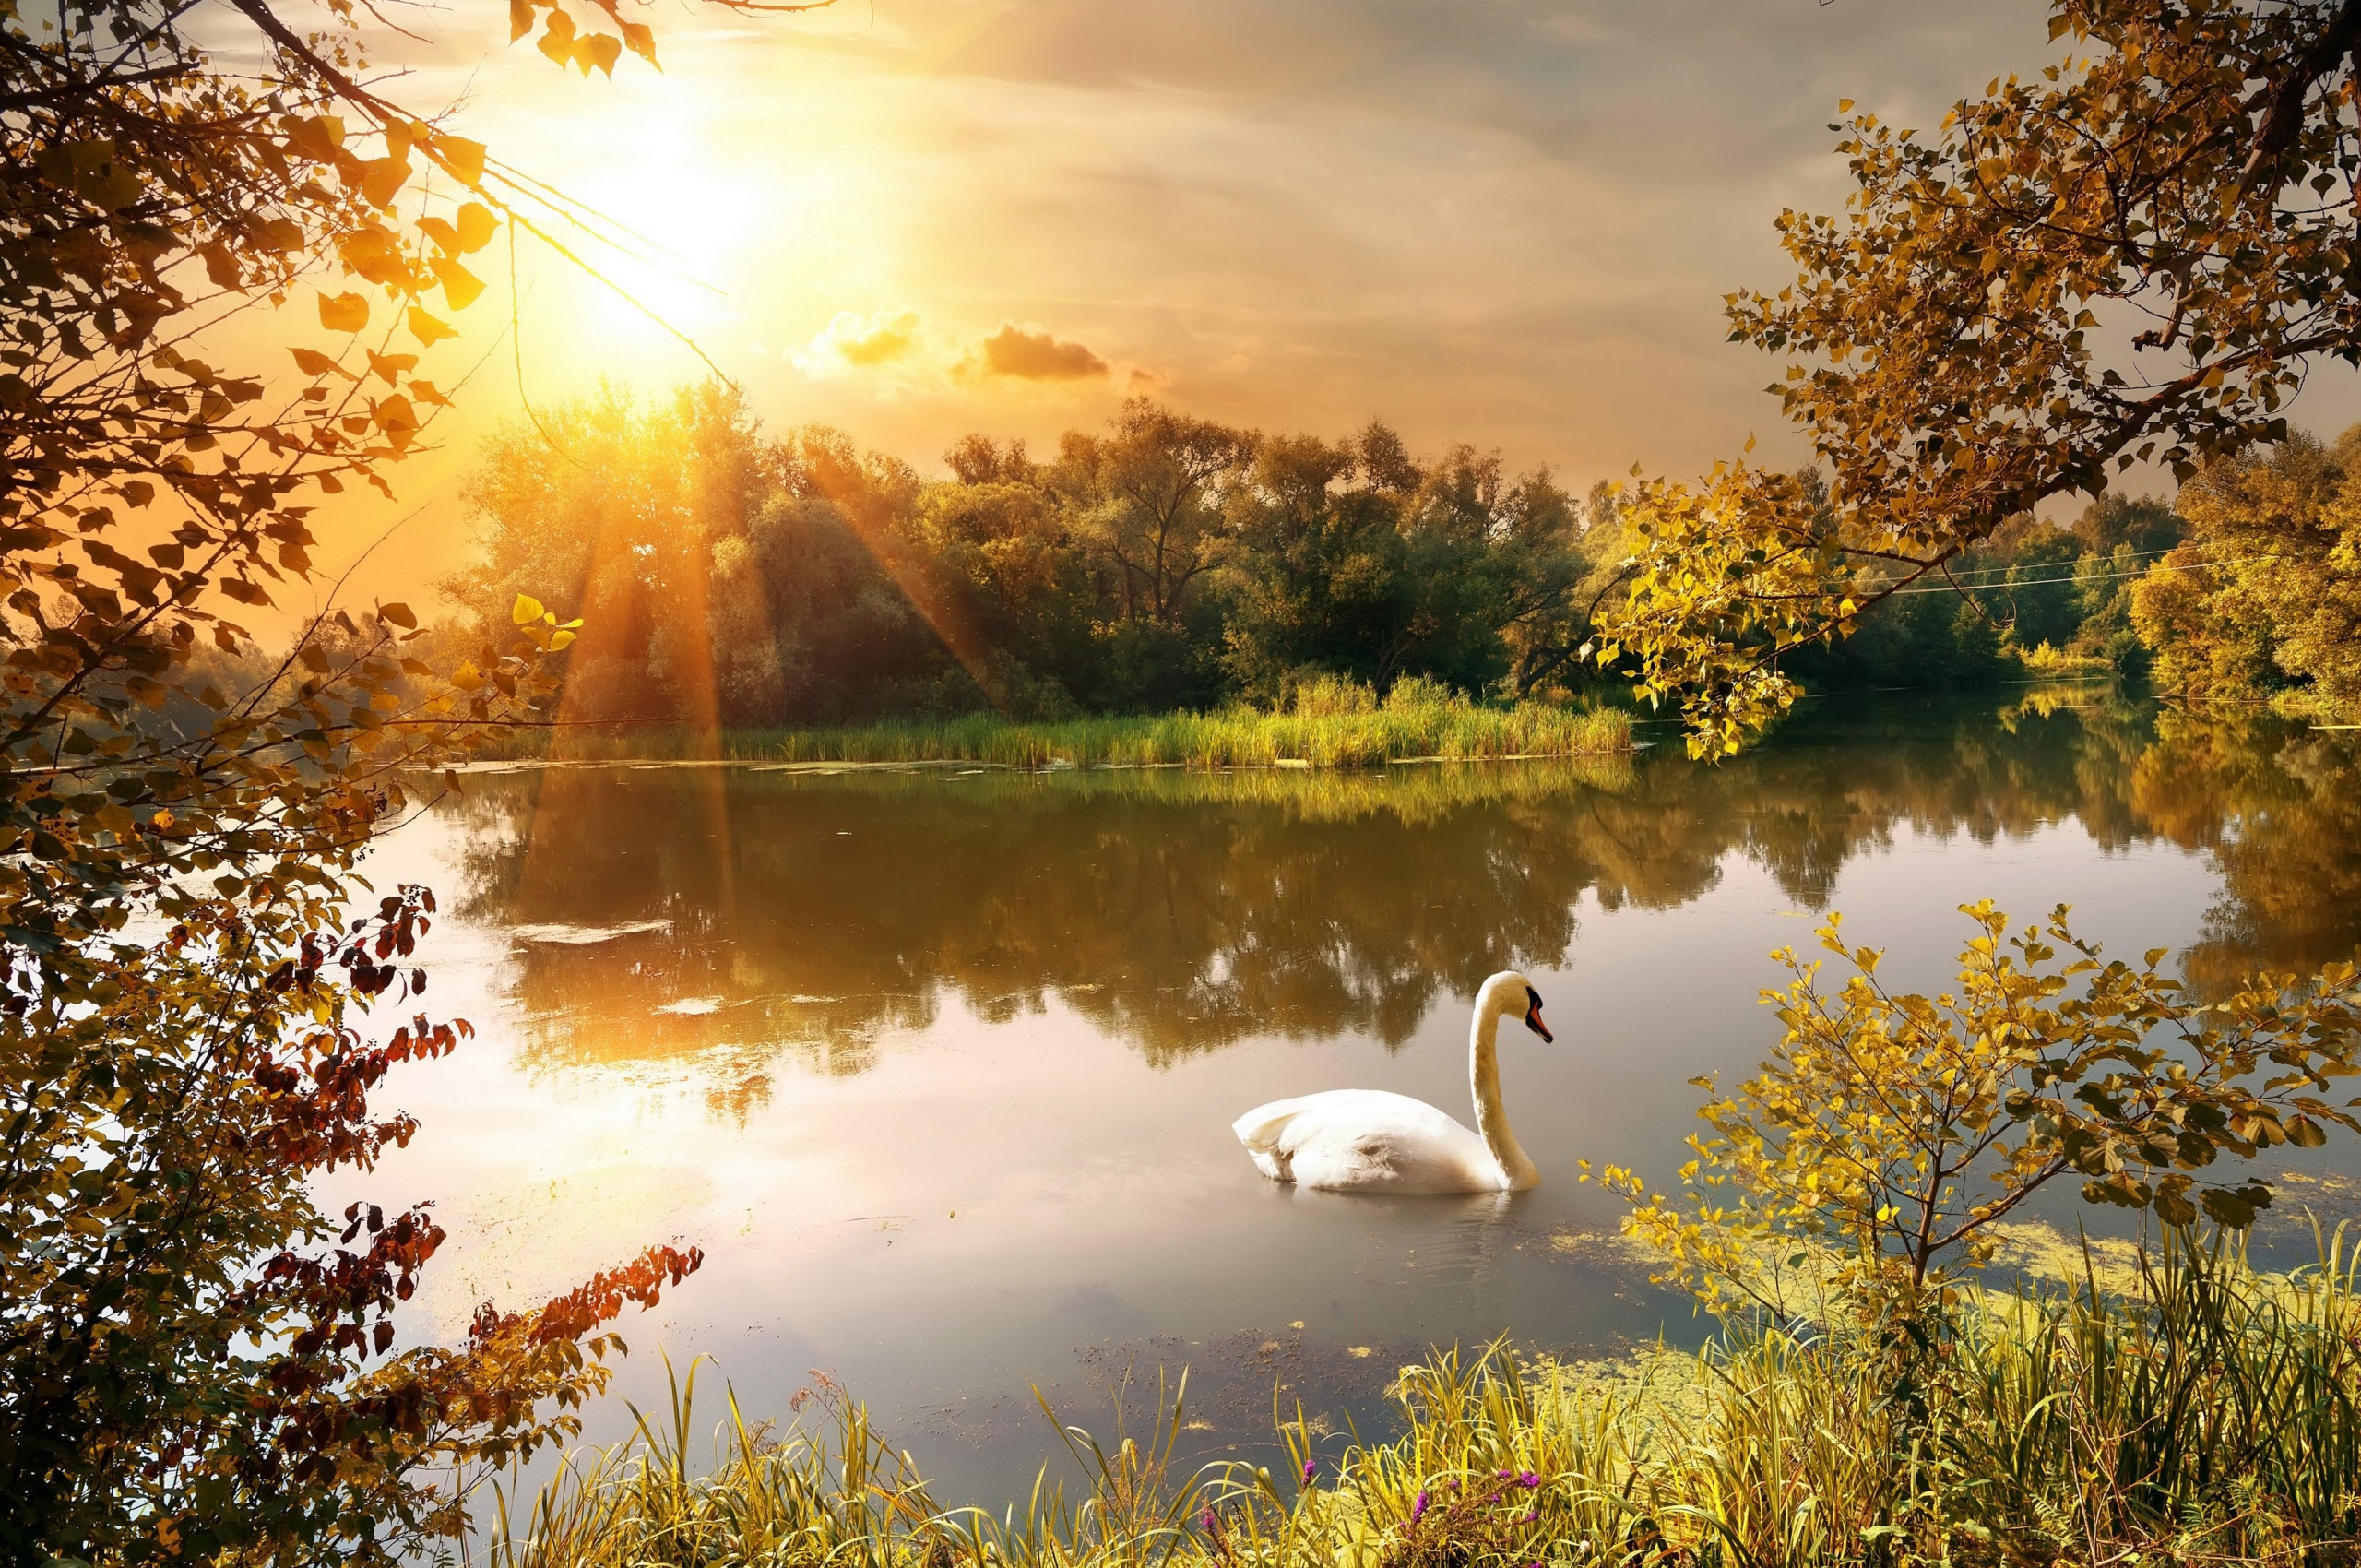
[1601,0,2361,757]
[0,0,819,1553]
[1593,903,2361,1315]
[2132,422,2361,715]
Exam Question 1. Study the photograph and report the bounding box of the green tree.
[447,383,779,726]
[2076,493,2187,556]
[1055,399,1255,631]
[1407,445,1590,699]
[1221,426,1588,701]
[908,468,1094,719]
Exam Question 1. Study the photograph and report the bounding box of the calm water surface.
[348,693,2361,1503]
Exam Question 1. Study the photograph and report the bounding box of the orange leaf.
[317,291,370,333]
[288,346,356,380]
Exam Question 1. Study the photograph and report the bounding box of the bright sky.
[267,0,2361,609]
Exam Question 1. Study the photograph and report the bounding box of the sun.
[563,126,754,349]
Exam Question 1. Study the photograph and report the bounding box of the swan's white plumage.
[1232,1089,1507,1193]
[1232,970,1548,1194]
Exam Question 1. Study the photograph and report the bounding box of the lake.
[349,690,2361,1505]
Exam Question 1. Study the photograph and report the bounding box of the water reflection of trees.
[436,694,2360,1108]
[2130,713,2361,992]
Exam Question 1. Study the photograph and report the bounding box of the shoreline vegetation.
[494,1231,2361,1568]
[481,678,1635,770]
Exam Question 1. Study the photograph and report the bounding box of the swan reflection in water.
[1234,971,1554,1194]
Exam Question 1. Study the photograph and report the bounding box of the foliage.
[443,393,1608,729]
[2,879,702,1558]
[2131,422,2361,717]
[1596,0,2361,756]
[497,1236,2361,1568]
[0,0,791,1552]
[1220,430,1587,703]
[1587,902,2361,1315]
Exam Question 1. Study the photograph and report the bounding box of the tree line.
[442,385,1631,727]
[443,386,2361,727]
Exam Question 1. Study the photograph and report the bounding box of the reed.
[487,1229,2361,1568]
[488,681,1633,768]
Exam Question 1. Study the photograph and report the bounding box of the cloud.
[795,311,1117,392]
[794,309,927,374]
[967,322,1109,381]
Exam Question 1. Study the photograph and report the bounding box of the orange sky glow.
[237,0,2361,615]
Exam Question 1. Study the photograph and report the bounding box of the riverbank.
[491,1232,2361,1568]
[490,692,1633,769]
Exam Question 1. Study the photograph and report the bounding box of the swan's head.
[1482,969,1554,1043]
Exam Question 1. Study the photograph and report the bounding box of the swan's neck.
[1470,1005,1538,1191]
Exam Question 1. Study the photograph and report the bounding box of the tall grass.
[494,679,1632,768]
[488,1229,2361,1567]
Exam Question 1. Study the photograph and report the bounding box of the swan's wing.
[1233,1096,1320,1179]
[1235,1091,1493,1191]
[1233,1095,1314,1152]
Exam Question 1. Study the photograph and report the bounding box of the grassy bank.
[494,681,1632,769]
[490,1231,2361,1568]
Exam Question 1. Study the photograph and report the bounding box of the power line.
[1884,550,2285,596]
[1926,538,2195,587]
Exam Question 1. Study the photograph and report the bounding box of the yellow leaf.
[358,153,411,210]
[432,133,487,188]
[317,291,370,333]
[457,202,498,253]
[512,593,546,625]
[406,306,456,345]
[576,31,622,75]
[431,255,485,311]
[549,628,576,651]
[535,6,576,64]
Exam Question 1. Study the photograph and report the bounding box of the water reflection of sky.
[339,694,2361,1504]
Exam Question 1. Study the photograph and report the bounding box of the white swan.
[1232,970,1554,1194]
